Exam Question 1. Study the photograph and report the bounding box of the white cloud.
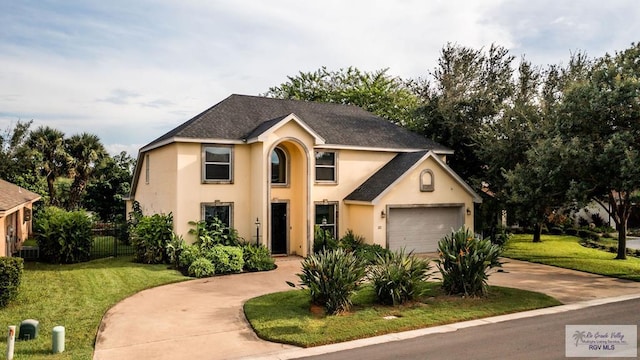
[1,0,638,157]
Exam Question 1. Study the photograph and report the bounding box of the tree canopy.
[265,66,421,127]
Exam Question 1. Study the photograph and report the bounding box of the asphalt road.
[298,298,640,360]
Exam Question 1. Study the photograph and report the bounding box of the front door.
[271,203,288,255]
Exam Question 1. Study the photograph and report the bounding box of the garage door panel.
[388,207,463,253]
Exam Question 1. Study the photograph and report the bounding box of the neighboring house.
[127,94,481,256]
[0,179,41,257]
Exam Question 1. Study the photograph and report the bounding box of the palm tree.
[27,126,69,206]
[66,133,107,209]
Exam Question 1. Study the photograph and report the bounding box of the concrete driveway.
[93,257,640,360]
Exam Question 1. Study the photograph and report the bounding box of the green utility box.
[19,319,39,340]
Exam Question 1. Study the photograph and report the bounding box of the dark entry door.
[271,203,287,254]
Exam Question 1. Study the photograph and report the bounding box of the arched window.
[271,147,287,184]
[420,169,434,192]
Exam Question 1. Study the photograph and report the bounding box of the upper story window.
[271,147,287,184]
[315,151,336,182]
[203,145,233,183]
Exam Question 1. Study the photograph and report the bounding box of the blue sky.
[1,0,639,156]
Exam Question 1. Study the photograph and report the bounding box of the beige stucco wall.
[133,144,178,219]
[312,149,395,240]
[368,155,475,247]
[266,120,314,256]
[173,142,253,242]
[1,203,35,257]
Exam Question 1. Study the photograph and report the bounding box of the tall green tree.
[65,133,107,209]
[27,126,70,206]
[556,43,640,259]
[265,66,421,127]
[413,43,516,182]
[500,53,593,242]
[84,151,135,221]
[0,120,46,195]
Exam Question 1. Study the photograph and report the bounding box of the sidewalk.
[93,257,640,360]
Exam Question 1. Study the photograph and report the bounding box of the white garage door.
[388,206,463,253]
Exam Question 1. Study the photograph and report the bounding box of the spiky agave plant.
[435,227,502,297]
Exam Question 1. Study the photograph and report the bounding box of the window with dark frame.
[271,147,287,184]
[315,203,337,238]
[203,145,232,182]
[315,151,336,182]
[202,203,232,229]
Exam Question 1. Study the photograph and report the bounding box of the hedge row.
[0,257,24,308]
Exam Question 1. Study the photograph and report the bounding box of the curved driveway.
[93,257,640,360]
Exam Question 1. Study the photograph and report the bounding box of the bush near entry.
[34,206,94,264]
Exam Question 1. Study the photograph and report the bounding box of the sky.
[1,0,639,157]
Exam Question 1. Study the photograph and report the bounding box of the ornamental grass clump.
[435,227,502,297]
[298,248,366,315]
[369,248,430,305]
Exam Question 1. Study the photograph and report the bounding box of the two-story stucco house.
[127,94,481,256]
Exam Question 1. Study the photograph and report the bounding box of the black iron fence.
[14,222,134,261]
[90,222,134,259]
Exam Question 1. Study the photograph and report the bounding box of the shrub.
[242,244,276,272]
[188,257,216,278]
[369,249,430,305]
[130,213,174,264]
[339,229,365,252]
[0,257,23,308]
[178,244,201,273]
[313,225,338,253]
[488,225,511,247]
[204,245,244,274]
[35,206,94,264]
[577,229,599,241]
[549,227,564,235]
[189,218,241,249]
[435,227,502,297]
[166,233,186,269]
[297,248,366,314]
[565,228,578,236]
[354,243,391,265]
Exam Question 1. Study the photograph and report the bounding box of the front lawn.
[244,283,560,347]
[0,256,186,359]
[503,234,640,281]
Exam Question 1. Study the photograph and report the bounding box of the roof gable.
[245,113,325,145]
[345,151,482,204]
[0,179,41,214]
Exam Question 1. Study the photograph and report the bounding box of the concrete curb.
[235,292,640,360]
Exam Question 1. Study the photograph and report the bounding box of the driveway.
[93,257,640,360]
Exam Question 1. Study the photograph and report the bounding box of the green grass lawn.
[244,283,560,347]
[0,256,186,359]
[503,234,640,281]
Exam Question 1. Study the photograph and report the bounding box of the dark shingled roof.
[144,94,449,152]
[0,179,41,211]
[345,151,428,202]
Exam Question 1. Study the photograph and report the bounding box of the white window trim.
[314,150,338,184]
[202,145,234,183]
